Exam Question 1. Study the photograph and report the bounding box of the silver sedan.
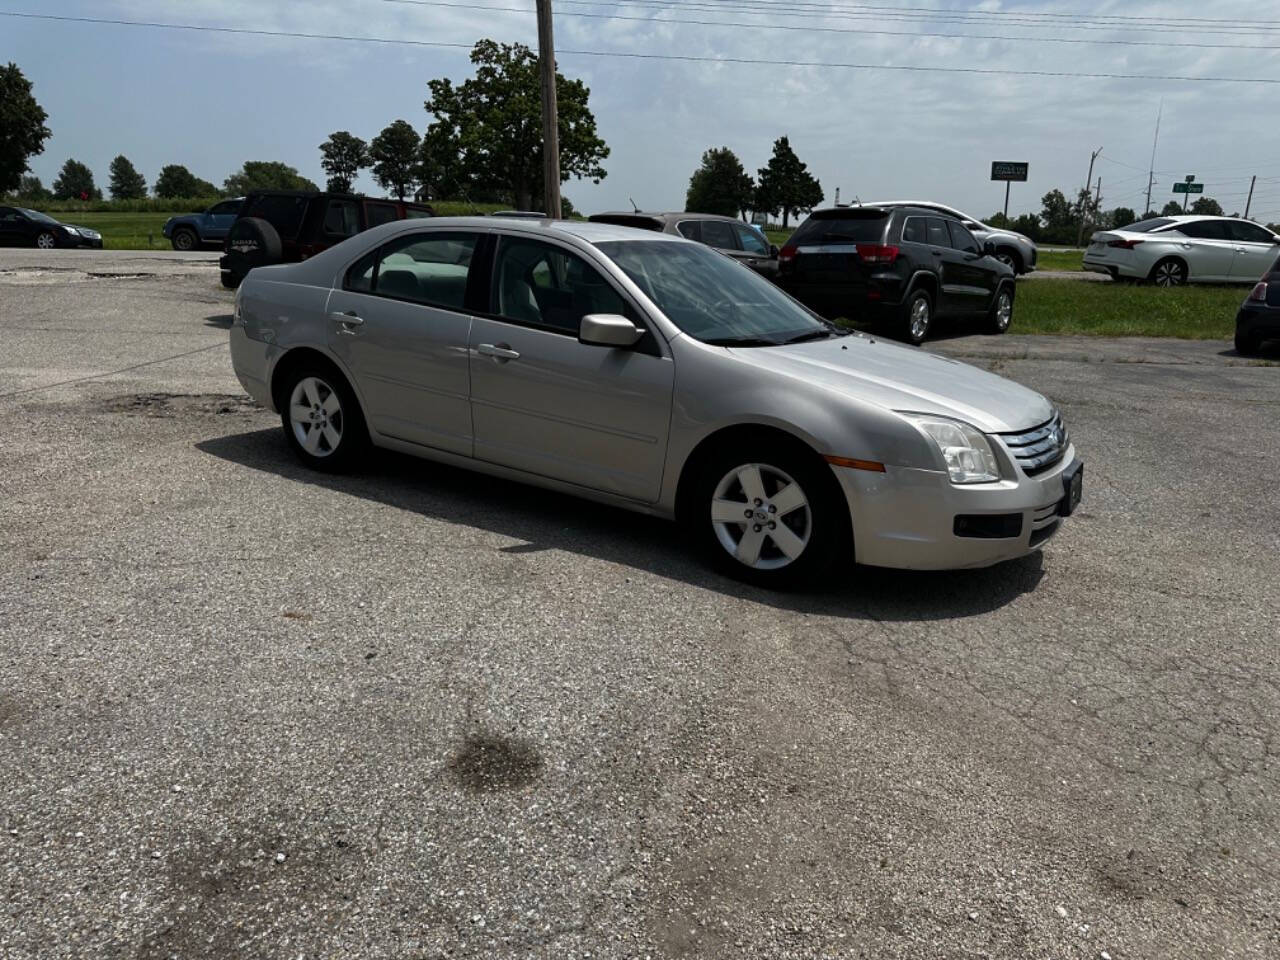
[230,218,1082,586]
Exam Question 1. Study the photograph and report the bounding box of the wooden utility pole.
[1076,147,1102,247]
[1245,175,1257,219]
[535,0,562,218]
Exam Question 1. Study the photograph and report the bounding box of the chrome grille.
[1000,412,1069,476]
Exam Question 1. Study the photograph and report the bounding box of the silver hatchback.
[230,218,1081,586]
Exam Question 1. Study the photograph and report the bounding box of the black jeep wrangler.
[220,190,434,288]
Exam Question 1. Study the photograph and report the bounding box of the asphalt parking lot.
[2,250,1278,959]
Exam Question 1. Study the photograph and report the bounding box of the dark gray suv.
[588,211,779,278]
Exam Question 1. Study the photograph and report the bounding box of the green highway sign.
[1173,182,1204,194]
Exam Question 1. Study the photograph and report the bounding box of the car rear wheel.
[35,231,56,250]
[986,285,1014,334]
[171,228,197,251]
[280,367,367,472]
[1235,329,1262,356]
[1149,258,1188,287]
[691,442,848,588]
[903,289,933,345]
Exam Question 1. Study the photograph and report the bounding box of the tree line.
[684,137,823,228]
[1,43,608,211]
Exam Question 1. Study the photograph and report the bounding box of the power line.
[5,11,1280,84]
[372,0,1280,50]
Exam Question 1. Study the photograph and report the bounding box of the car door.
[1227,219,1280,280]
[468,234,674,502]
[0,207,25,246]
[1164,220,1235,280]
[946,220,1000,312]
[325,230,481,456]
[698,218,742,261]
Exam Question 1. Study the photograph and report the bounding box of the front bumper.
[833,446,1081,570]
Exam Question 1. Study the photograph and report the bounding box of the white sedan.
[1083,215,1280,286]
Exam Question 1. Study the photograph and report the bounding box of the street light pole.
[535,0,562,219]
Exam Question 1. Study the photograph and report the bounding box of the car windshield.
[19,208,58,224]
[597,239,838,346]
[1122,218,1175,233]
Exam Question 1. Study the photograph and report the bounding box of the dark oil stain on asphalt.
[448,732,544,794]
[105,393,261,418]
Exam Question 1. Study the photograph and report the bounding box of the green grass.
[56,212,178,250]
[1012,278,1242,338]
[1035,249,1085,272]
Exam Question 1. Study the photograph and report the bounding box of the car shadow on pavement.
[196,428,1045,623]
[204,314,233,329]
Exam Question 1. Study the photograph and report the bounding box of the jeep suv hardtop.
[220,190,434,288]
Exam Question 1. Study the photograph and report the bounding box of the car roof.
[868,200,967,216]
[365,215,686,245]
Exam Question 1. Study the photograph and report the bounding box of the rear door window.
[676,221,702,241]
[370,233,478,309]
[925,218,951,246]
[901,217,926,244]
[323,199,361,239]
[365,202,399,228]
[1174,220,1230,240]
[699,220,739,251]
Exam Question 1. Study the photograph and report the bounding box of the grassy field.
[1036,249,1086,272]
[58,212,177,250]
[1011,278,1242,338]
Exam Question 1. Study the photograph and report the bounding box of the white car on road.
[1083,215,1280,286]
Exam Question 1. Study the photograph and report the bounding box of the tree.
[0,63,52,195]
[108,155,147,200]
[223,161,317,195]
[1160,200,1184,217]
[368,121,419,199]
[1190,196,1224,216]
[52,159,100,200]
[15,174,50,202]
[684,147,755,219]
[154,164,218,198]
[424,39,609,210]
[1010,213,1042,242]
[319,131,369,194]
[755,136,822,228]
[1108,206,1137,229]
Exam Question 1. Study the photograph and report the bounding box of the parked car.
[1234,253,1280,355]
[162,198,244,251]
[588,211,779,278]
[867,201,1038,274]
[219,190,434,288]
[0,206,103,249]
[1083,215,1280,286]
[777,205,1016,345]
[229,217,1081,587]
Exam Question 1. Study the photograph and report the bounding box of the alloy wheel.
[710,462,812,570]
[288,376,344,457]
[994,290,1013,331]
[1153,261,1185,287]
[996,252,1016,270]
[909,297,931,342]
[36,233,55,250]
[173,231,195,251]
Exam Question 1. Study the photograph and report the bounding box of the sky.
[4,0,1280,222]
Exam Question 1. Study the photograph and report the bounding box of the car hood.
[730,334,1053,433]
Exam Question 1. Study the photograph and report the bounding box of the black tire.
[223,217,283,281]
[277,362,368,473]
[687,435,850,589]
[986,284,1015,334]
[170,227,198,252]
[902,288,933,345]
[34,230,57,250]
[220,272,241,290]
[994,248,1023,274]
[1235,328,1261,356]
[1148,257,1188,287]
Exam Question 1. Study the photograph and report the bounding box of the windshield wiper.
[780,329,838,344]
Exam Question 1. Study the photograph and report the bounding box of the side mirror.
[983,239,997,256]
[769,244,780,258]
[579,313,643,348]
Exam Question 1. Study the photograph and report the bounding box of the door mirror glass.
[579,313,643,348]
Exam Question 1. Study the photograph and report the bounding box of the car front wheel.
[171,228,197,251]
[692,443,848,588]
[35,231,56,250]
[280,367,367,472]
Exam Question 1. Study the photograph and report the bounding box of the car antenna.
[630,197,641,213]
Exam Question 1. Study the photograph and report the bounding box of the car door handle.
[930,249,944,256]
[477,342,520,361]
[330,311,364,334]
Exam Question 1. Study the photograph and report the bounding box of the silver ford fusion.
[229,217,1082,586]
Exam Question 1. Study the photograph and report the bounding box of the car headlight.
[61,225,81,236]
[902,414,1001,484]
